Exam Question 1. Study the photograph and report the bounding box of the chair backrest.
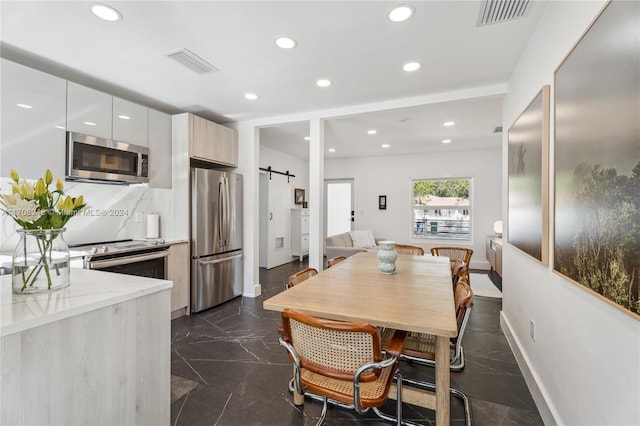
[431,246,473,282]
[327,256,347,268]
[452,280,473,345]
[394,244,425,256]
[286,267,318,289]
[281,308,382,381]
[451,259,466,288]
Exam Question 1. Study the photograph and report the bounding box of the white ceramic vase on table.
[377,240,397,274]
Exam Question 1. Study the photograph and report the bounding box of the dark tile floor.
[170,260,543,426]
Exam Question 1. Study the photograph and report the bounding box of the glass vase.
[12,228,70,294]
[377,240,397,275]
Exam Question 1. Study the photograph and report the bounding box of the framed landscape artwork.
[554,0,640,317]
[508,85,549,265]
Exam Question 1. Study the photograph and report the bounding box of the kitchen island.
[1,268,172,425]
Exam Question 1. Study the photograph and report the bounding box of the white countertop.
[1,268,173,337]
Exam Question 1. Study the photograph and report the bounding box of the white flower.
[1,196,43,222]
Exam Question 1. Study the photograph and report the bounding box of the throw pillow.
[365,229,377,247]
[350,230,374,248]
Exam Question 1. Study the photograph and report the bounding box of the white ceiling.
[1,1,547,159]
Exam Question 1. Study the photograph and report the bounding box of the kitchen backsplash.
[0,177,177,252]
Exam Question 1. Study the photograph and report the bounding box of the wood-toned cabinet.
[168,242,190,318]
[291,209,310,261]
[66,81,113,139]
[0,59,67,180]
[486,236,503,277]
[187,113,238,166]
[113,97,149,147]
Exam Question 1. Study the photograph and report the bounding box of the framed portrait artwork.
[294,188,305,205]
[554,0,639,317]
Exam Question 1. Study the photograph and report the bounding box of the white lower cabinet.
[291,209,310,261]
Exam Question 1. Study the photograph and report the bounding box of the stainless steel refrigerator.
[191,168,243,312]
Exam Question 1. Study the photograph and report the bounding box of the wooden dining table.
[263,251,457,425]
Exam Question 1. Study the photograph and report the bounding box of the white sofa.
[325,229,379,260]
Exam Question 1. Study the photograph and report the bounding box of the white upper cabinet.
[66,81,112,139]
[0,59,67,180]
[148,109,172,188]
[113,97,149,147]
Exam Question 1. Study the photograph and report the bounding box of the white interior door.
[325,180,353,237]
[267,175,293,269]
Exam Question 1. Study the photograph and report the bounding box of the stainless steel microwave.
[66,132,149,184]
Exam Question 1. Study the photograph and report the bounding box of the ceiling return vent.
[477,0,530,26]
[167,48,219,74]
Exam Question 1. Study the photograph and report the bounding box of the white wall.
[325,148,501,269]
[501,1,640,425]
[258,145,309,269]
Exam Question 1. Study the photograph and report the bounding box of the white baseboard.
[500,312,559,426]
[243,283,262,298]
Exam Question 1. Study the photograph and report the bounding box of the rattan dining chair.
[394,244,425,256]
[451,259,466,289]
[286,267,318,290]
[380,281,474,426]
[279,308,408,426]
[382,280,473,371]
[430,246,473,285]
[327,256,347,268]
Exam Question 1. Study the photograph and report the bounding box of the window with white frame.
[412,178,471,240]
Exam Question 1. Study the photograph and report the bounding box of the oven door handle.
[87,250,169,270]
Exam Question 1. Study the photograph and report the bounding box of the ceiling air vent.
[167,48,219,74]
[493,126,503,133]
[477,0,530,26]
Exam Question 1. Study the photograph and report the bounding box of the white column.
[235,122,261,297]
[308,118,325,271]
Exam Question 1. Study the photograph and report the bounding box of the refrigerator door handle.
[225,176,231,244]
[217,179,225,247]
[198,253,243,265]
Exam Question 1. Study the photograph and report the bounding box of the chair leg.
[450,346,465,372]
[399,377,473,426]
[396,371,402,426]
[316,396,328,426]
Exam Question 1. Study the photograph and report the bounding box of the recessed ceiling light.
[304,136,311,141]
[244,93,259,100]
[442,139,452,144]
[443,121,455,127]
[388,5,414,22]
[118,115,131,120]
[316,79,332,87]
[382,144,390,148]
[367,129,377,135]
[403,62,422,72]
[16,103,32,109]
[90,4,122,22]
[274,37,297,49]
[84,121,97,126]
[328,148,336,152]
